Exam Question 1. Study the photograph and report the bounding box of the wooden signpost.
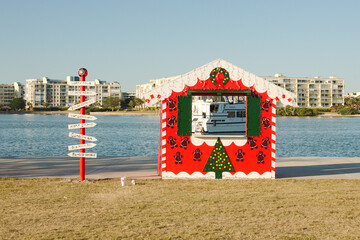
[68,143,97,151]
[68,91,97,96]
[67,81,95,86]
[68,122,96,130]
[68,99,96,111]
[67,68,98,181]
[68,113,97,121]
[69,132,98,141]
[68,152,97,158]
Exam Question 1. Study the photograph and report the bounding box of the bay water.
[0,114,359,157]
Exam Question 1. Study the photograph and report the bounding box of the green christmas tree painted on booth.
[203,138,235,179]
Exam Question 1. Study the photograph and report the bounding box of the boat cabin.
[145,59,296,179]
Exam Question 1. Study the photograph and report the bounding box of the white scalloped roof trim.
[191,136,247,147]
[145,58,296,106]
[162,171,272,179]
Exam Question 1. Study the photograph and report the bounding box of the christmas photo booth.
[145,59,296,179]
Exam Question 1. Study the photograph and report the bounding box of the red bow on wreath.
[209,67,230,87]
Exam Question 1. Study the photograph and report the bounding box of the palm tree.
[27,102,33,111]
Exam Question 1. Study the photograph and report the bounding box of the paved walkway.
[0,156,359,179]
[276,157,360,179]
[0,156,159,179]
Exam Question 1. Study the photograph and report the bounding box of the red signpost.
[78,68,87,181]
[68,68,97,181]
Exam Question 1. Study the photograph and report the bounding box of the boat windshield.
[210,104,219,113]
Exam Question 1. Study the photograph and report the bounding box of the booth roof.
[144,59,296,106]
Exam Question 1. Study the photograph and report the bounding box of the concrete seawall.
[0,156,359,179]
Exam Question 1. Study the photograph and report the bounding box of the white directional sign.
[69,132,98,142]
[67,81,95,86]
[68,122,96,129]
[68,99,96,111]
[68,91,96,96]
[68,113,97,121]
[68,143,96,151]
[68,152,97,158]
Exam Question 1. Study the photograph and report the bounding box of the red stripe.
[271,122,276,127]
[162,168,166,171]
[271,113,276,118]
[271,167,275,171]
[161,160,166,164]
[271,148,276,153]
[271,157,276,161]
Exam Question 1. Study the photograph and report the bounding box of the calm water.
[0,114,359,157]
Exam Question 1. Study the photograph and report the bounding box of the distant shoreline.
[0,110,160,116]
[0,110,359,117]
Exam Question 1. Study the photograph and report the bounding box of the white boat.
[192,96,246,135]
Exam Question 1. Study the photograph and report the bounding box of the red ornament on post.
[78,68,88,77]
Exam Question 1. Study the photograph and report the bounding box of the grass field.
[1,178,360,239]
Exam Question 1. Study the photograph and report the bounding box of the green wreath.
[209,67,230,86]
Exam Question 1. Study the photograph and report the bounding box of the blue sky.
[0,0,359,92]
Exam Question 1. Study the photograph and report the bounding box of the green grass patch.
[1,178,360,239]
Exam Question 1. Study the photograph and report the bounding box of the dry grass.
[1,178,360,239]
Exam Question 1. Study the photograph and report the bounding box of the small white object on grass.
[121,177,126,187]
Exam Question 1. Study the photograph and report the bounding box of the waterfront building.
[136,75,180,100]
[0,82,24,106]
[92,79,122,105]
[262,74,344,107]
[122,92,136,100]
[26,77,121,107]
[346,92,360,98]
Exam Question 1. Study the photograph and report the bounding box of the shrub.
[336,106,359,115]
[315,108,331,112]
[33,107,68,111]
[276,107,318,116]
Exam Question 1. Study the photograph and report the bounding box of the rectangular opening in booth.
[191,94,247,136]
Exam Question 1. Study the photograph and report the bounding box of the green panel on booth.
[177,96,192,136]
[247,96,261,136]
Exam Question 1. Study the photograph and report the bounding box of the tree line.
[3,96,359,115]
[0,96,148,111]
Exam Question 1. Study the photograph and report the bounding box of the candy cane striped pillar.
[270,100,277,179]
[161,101,167,174]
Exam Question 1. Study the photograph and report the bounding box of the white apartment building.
[346,92,360,98]
[26,76,121,107]
[136,75,180,100]
[0,82,24,106]
[92,79,122,105]
[122,92,136,100]
[262,74,345,107]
